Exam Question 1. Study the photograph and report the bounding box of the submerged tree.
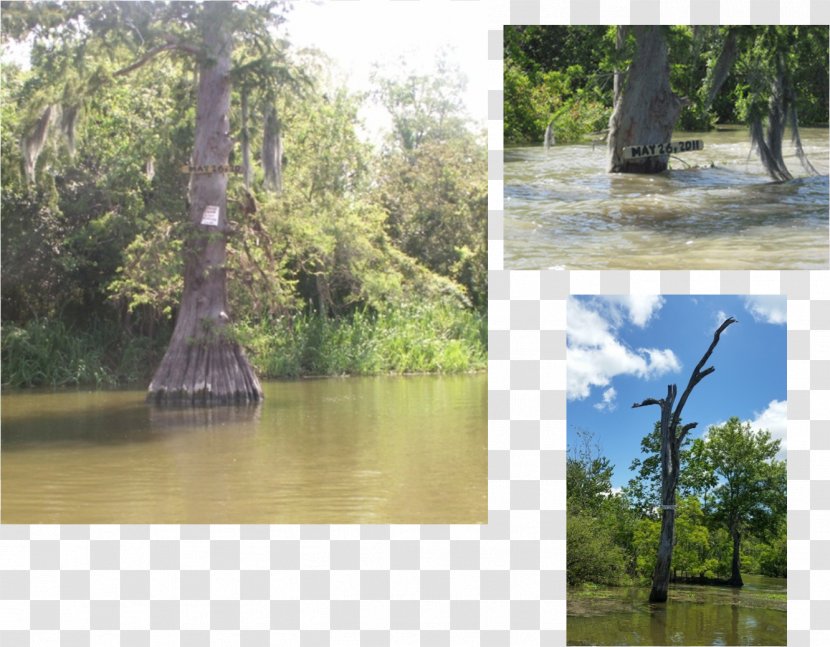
[3,1,298,404]
[145,1,263,404]
[632,316,737,603]
[607,26,690,173]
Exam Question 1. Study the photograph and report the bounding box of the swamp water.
[505,127,829,269]
[1,374,486,524]
[568,575,786,646]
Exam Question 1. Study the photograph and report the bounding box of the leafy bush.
[567,512,627,586]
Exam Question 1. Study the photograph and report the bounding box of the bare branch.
[705,28,739,109]
[671,317,737,431]
[677,422,698,445]
[113,41,199,78]
[632,397,662,409]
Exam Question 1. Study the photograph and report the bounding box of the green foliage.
[625,420,710,514]
[1,318,166,388]
[1,5,488,389]
[231,302,486,378]
[568,429,615,514]
[695,418,787,576]
[568,512,627,586]
[567,421,786,588]
[567,430,639,585]
[504,24,828,146]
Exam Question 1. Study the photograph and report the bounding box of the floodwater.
[504,127,829,269]
[567,575,786,646]
[1,375,487,524]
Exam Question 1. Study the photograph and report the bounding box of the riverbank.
[1,303,487,389]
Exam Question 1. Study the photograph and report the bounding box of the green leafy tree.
[694,417,786,586]
[566,429,630,585]
[373,56,487,309]
[625,419,711,514]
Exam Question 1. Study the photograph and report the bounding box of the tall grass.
[235,303,487,378]
[1,319,165,388]
[2,303,487,388]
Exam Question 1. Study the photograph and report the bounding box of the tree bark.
[650,385,678,603]
[241,88,253,189]
[633,317,737,603]
[147,1,263,406]
[262,105,283,193]
[729,524,744,587]
[608,26,688,174]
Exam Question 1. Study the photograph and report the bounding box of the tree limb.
[113,41,199,78]
[677,422,698,446]
[633,397,663,409]
[671,317,737,431]
[705,28,739,110]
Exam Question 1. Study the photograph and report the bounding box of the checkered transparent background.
[2,0,829,645]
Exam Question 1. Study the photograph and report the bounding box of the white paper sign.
[201,205,220,226]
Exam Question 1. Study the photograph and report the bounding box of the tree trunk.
[608,26,688,173]
[633,317,737,603]
[649,386,678,603]
[147,1,263,406]
[613,26,625,108]
[241,88,253,189]
[729,525,744,587]
[262,105,283,193]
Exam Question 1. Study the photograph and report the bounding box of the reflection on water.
[505,128,829,269]
[567,576,786,646]
[1,375,487,524]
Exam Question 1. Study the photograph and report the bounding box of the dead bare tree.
[632,316,737,603]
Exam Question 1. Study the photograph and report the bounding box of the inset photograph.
[1,1,487,524]
[566,295,786,646]
[504,26,829,269]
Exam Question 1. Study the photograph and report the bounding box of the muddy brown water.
[567,575,786,646]
[504,127,829,269]
[1,375,487,524]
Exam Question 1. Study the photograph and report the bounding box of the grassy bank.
[234,303,487,378]
[0,319,168,388]
[1,303,487,389]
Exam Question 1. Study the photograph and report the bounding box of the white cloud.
[594,387,618,412]
[624,295,665,328]
[640,348,682,375]
[604,295,665,328]
[750,399,787,457]
[567,298,681,400]
[743,296,786,325]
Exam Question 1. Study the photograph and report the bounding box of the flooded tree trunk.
[147,1,263,405]
[650,387,679,603]
[729,524,744,586]
[608,26,689,173]
[633,317,737,603]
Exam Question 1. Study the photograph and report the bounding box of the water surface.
[568,575,786,646]
[505,128,829,269]
[1,375,486,524]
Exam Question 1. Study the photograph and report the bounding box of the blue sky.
[567,295,787,490]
